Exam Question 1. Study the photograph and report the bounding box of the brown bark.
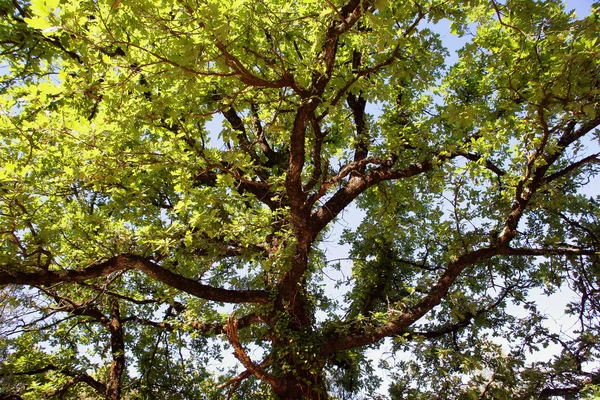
[274,6,378,387]
[310,156,448,234]
[0,365,107,396]
[106,299,125,400]
[346,50,369,171]
[319,117,598,354]
[323,246,499,353]
[0,254,269,304]
[225,316,283,391]
[273,373,328,400]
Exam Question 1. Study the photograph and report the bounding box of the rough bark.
[0,254,269,304]
[106,299,125,400]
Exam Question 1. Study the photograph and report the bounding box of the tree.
[0,0,599,398]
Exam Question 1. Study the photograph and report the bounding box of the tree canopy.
[1,0,599,398]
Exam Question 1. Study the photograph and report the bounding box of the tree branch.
[106,298,125,400]
[346,78,369,170]
[214,41,295,89]
[459,152,506,177]
[251,102,285,168]
[325,115,600,352]
[541,153,600,185]
[323,246,499,353]
[225,316,283,391]
[406,284,515,340]
[123,312,263,336]
[286,0,374,231]
[0,365,106,396]
[217,356,273,400]
[0,254,270,304]
[505,247,597,257]
[310,154,454,235]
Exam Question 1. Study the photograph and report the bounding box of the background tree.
[1,0,599,398]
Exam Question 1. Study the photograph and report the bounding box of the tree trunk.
[272,368,328,400]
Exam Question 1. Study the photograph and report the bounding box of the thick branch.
[325,123,599,350]
[324,246,498,353]
[407,285,514,340]
[505,247,597,257]
[310,155,452,235]
[0,254,270,304]
[225,316,283,390]
[123,312,263,336]
[304,116,327,193]
[286,0,374,231]
[106,299,125,400]
[323,140,599,353]
[251,103,285,167]
[459,152,506,177]
[498,119,598,248]
[137,255,270,304]
[540,153,600,185]
[193,167,281,211]
[0,366,106,396]
[539,386,582,399]
[347,87,369,169]
[215,41,295,89]
[325,116,600,351]
[286,102,313,229]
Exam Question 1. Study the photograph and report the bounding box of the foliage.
[1,0,599,398]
